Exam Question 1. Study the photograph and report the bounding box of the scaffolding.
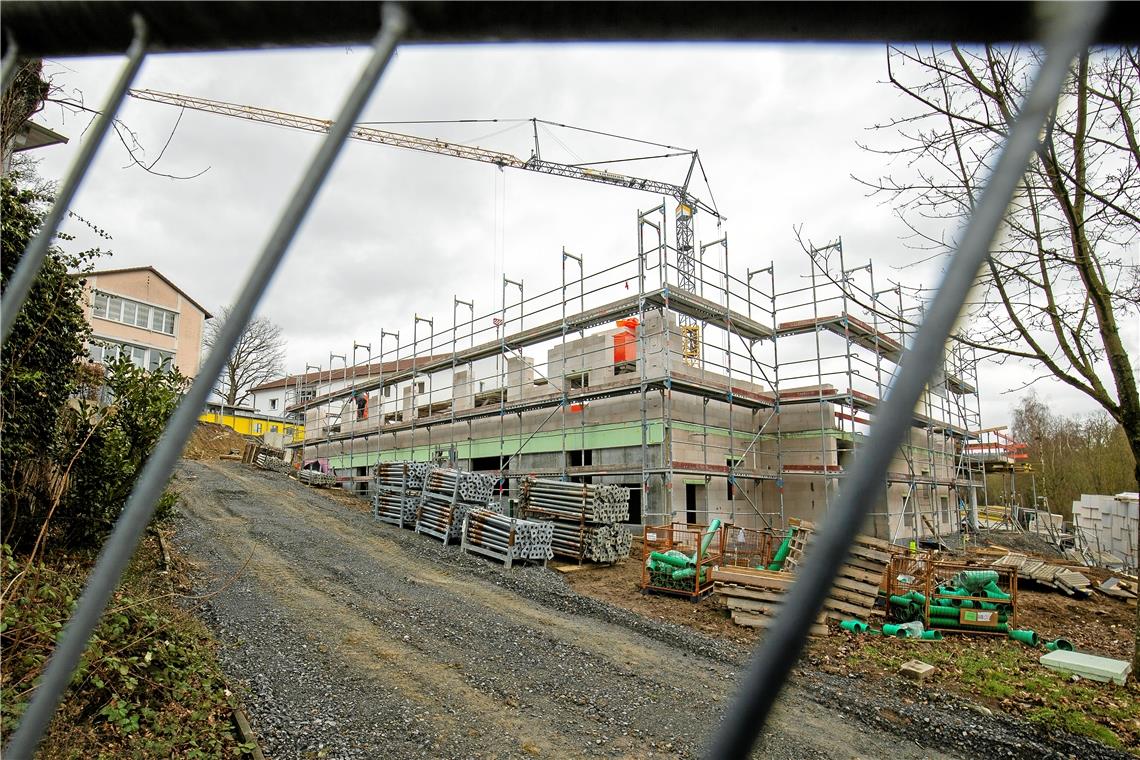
[291,211,986,542]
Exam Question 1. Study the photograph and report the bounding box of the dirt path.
[173,459,960,760]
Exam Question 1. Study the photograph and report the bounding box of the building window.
[416,381,425,394]
[299,388,316,402]
[270,398,278,410]
[383,385,392,398]
[270,425,279,433]
[727,459,745,500]
[254,422,263,434]
[148,349,174,373]
[90,339,174,372]
[92,291,177,335]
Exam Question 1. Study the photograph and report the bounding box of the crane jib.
[127,88,719,218]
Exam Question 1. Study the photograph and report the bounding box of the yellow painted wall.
[199,411,304,442]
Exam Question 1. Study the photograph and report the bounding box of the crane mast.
[129,88,718,363]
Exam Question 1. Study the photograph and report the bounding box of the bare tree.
[859,44,1139,669]
[204,306,285,408]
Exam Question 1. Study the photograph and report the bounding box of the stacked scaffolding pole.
[416,467,497,543]
[372,461,430,527]
[461,509,554,567]
[521,478,632,563]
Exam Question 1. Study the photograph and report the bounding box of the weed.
[1,542,252,757]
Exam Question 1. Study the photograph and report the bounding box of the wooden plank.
[830,574,882,597]
[825,588,877,610]
[710,567,794,590]
[841,556,892,575]
[731,611,829,636]
[726,597,782,615]
[714,585,788,604]
[845,544,893,564]
[835,564,887,586]
[821,596,875,617]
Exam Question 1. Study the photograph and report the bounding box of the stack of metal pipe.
[415,467,498,543]
[296,469,337,487]
[372,461,425,527]
[548,521,632,564]
[256,452,292,473]
[521,478,632,563]
[462,508,554,567]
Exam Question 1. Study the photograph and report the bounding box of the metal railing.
[0,3,1110,758]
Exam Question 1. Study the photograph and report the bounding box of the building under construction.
[288,209,988,544]
[120,89,997,545]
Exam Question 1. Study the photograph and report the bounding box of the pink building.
[79,266,212,378]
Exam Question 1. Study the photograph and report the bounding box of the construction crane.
[129,89,722,362]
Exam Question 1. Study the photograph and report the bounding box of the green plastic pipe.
[672,567,696,580]
[929,616,961,628]
[919,630,943,641]
[904,590,926,605]
[929,605,959,618]
[1045,638,1074,652]
[929,617,1008,633]
[882,624,911,638]
[955,570,999,592]
[766,527,797,571]
[694,518,722,564]
[840,620,868,634]
[1008,629,1039,647]
[983,580,1010,600]
[650,551,691,569]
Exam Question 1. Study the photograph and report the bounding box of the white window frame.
[91,291,177,336]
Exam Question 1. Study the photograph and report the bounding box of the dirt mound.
[182,422,249,460]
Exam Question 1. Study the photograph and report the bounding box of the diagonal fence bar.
[703,3,1107,758]
[3,4,408,758]
[0,33,19,95]
[0,14,147,346]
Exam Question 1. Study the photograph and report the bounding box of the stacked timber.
[416,467,497,543]
[710,566,829,636]
[780,519,900,621]
[372,461,430,528]
[712,520,898,631]
[461,508,554,567]
[255,452,292,473]
[990,552,1092,597]
[520,478,632,563]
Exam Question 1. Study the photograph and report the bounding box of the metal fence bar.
[704,4,1106,757]
[0,33,19,94]
[0,14,147,346]
[2,5,408,757]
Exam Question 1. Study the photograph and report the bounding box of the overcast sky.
[28,42,1135,429]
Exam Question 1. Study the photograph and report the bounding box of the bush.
[0,172,93,551]
[59,358,189,548]
[0,543,251,757]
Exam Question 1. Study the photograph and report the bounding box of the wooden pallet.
[712,575,830,636]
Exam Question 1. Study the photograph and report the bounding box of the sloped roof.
[80,266,213,319]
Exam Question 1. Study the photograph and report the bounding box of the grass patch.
[1,539,253,758]
[842,636,1139,752]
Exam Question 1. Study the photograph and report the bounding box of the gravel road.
[171,460,1130,760]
